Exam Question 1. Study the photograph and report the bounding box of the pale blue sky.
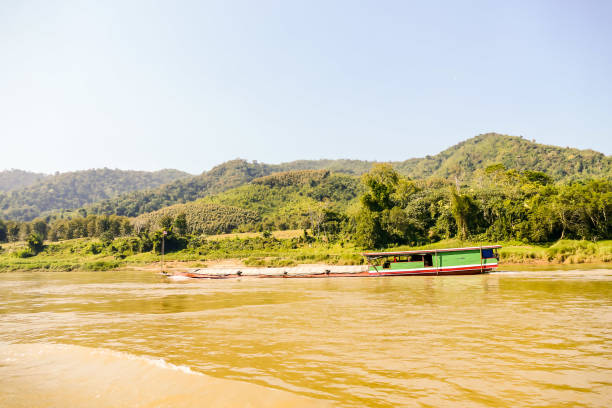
[1,0,610,174]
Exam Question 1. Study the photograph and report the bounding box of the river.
[1,269,610,407]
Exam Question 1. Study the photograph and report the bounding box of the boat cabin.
[363,245,501,276]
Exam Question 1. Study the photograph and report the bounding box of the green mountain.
[87,160,274,218]
[93,133,609,220]
[274,133,611,180]
[393,133,611,180]
[0,169,48,192]
[0,168,191,221]
[135,170,361,234]
[6,133,610,222]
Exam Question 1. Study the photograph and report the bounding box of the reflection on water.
[1,270,611,407]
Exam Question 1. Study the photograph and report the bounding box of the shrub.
[13,248,35,258]
[82,260,121,271]
[27,233,44,254]
[244,256,267,267]
[86,242,103,254]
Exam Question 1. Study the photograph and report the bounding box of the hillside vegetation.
[78,133,612,220]
[1,163,610,271]
[203,170,362,232]
[0,168,190,221]
[394,133,611,181]
[0,169,48,192]
[275,133,611,181]
[127,170,360,235]
[134,202,260,235]
[85,160,274,218]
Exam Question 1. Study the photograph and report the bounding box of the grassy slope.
[1,237,610,272]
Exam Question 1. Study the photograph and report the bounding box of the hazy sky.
[1,0,610,174]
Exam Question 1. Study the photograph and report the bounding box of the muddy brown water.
[1,269,611,407]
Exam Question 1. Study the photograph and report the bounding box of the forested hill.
[86,161,364,219]
[277,133,612,180]
[0,168,190,221]
[86,160,275,218]
[133,170,361,235]
[5,133,610,221]
[75,133,610,220]
[0,170,48,192]
[393,133,611,180]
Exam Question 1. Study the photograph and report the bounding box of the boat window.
[383,260,391,269]
[482,249,494,258]
[423,254,433,267]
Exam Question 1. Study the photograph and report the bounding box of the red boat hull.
[174,265,496,279]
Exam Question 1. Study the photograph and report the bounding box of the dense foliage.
[56,134,611,222]
[0,168,190,221]
[204,170,361,234]
[134,202,260,235]
[2,135,610,262]
[352,164,612,247]
[270,133,611,181]
[85,160,274,218]
[0,214,133,244]
[393,133,611,181]
[2,164,610,252]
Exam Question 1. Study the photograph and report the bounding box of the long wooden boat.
[172,246,501,279]
[363,245,501,276]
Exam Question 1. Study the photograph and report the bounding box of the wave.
[0,342,331,408]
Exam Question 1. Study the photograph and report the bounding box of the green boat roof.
[363,245,501,257]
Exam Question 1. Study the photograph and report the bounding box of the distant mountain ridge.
[0,168,191,221]
[86,160,274,218]
[134,170,361,234]
[82,133,609,220]
[0,169,48,192]
[276,133,611,180]
[393,133,611,180]
[3,133,610,221]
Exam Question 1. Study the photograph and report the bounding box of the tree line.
[1,164,610,253]
[0,214,133,243]
[352,164,611,248]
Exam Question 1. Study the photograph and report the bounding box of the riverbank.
[0,236,610,272]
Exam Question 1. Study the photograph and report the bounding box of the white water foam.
[0,342,330,408]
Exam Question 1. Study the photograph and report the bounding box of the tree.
[31,219,48,240]
[356,164,418,247]
[450,188,478,240]
[6,221,20,242]
[173,213,188,236]
[0,220,6,242]
[121,219,133,236]
[355,209,380,248]
[381,207,411,243]
[523,170,553,186]
[27,233,44,254]
[159,215,173,231]
[360,164,401,212]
